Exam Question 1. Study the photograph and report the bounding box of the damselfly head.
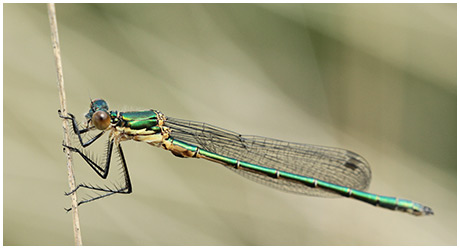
[85,99,109,120]
[85,99,111,130]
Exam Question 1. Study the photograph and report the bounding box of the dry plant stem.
[47,3,83,246]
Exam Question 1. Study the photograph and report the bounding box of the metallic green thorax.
[118,110,161,131]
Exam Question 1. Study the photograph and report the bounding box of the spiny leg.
[64,192,118,212]
[62,138,114,179]
[63,138,114,194]
[64,141,133,210]
[58,110,105,147]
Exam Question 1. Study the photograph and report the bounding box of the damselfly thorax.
[100,109,192,157]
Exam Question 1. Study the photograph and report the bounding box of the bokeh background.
[4,3,456,245]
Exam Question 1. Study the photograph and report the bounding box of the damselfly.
[59,99,433,216]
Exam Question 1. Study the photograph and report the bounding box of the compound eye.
[92,110,110,130]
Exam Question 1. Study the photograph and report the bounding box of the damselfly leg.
[59,110,105,147]
[59,110,132,209]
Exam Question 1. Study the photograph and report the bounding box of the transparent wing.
[165,117,372,197]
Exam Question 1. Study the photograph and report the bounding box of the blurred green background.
[4,3,456,245]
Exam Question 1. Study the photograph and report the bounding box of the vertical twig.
[47,3,83,246]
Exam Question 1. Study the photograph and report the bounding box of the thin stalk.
[47,3,83,246]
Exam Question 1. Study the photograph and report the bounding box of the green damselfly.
[59,99,433,216]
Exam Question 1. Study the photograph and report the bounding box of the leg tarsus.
[62,143,78,152]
